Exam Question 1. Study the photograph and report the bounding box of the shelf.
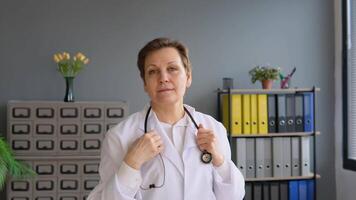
[229,131,320,138]
[15,155,101,160]
[216,87,320,95]
[217,86,319,200]
[245,174,320,182]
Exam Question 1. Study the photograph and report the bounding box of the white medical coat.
[88,105,245,200]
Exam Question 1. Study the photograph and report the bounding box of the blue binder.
[303,92,314,132]
[289,181,299,200]
[298,180,308,200]
[307,180,315,200]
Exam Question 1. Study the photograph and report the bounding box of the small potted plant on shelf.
[249,65,280,89]
[0,137,36,190]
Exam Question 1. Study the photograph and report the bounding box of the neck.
[151,101,185,125]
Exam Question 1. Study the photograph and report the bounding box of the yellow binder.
[242,94,251,134]
[222,94,242,136]
[250,94,258,134]
[257,94,268,134]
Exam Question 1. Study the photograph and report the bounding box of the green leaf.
[0,138,36,190]
[249,65,280,84]
[0,158,8,190]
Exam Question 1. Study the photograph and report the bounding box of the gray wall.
[0,0,336,199]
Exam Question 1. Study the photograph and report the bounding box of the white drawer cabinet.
[6,101,128,200]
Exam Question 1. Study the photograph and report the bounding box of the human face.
[143,47,192,107]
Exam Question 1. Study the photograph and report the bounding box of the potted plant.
[0,137,36,190]
[249,65,280,89]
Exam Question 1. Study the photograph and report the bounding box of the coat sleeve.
[212,122,245,200]
[87,128,143,200]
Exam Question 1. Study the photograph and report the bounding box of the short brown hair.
[137,37,191,80]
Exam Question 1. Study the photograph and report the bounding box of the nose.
[159,71,169,84]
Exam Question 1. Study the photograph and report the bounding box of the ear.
[143,78,148,93]
[186,71,192,88]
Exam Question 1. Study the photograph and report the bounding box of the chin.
[153,97,180,106]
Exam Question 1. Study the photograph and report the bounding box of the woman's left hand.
[196,124,224,167]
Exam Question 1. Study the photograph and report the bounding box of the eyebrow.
[146,60,181,68]
[167,61,180,65]
[145,64,158,68]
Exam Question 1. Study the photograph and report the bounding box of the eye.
[168,66,178,72]
[148,69,158,75]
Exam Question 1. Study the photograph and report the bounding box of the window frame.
[342,0,356,171]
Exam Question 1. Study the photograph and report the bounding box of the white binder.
[272,137,283,177]
[255,138,265,178]
[301,137,311,176]
[246,138,256,178]
[291,137,301,176]
[236,138,246,178]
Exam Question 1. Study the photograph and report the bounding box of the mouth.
[158,88,174,93]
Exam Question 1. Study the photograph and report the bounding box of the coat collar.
[138,103,198,131]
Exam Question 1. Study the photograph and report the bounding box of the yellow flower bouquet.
[53,52,89,77]
[53,51,89,102]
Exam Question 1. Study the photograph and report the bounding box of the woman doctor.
[88,37,245,200]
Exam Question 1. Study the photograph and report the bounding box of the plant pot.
[261,79,273,89]
[64,77,75,102]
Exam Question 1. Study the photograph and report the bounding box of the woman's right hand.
[123,131,164,170]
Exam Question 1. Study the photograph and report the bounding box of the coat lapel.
[183,105,199,151]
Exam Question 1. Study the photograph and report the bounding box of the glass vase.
[64,77,75,102]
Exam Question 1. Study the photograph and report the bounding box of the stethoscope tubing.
[141,106,212,190]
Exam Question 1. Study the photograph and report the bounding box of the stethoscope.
[140,106,212,190]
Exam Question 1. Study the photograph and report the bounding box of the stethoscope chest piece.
[183,106,213,165]
[201,151,212,164]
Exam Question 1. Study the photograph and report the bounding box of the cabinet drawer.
[81,139,101,153]
[11,139,32,151]
[34,122,56,137]
[59,162,79,175]
[60,107,79,119]
[82,162,100,175]
[34,161,57,176]
[82,106,103,119]
[11,107,31,119]
[59,139,80,153]
[82,123,103,136]
[82,178,99,192]
[36,107,55,119]
[58,194,80,200]
[58,178,80,192]
[34,178,56,192]
[59,122,80,136]
[10,180,31,192]
[35,140,56,152]
[10,123,31,135]
[106,107,124,119]
[105,122,117,131]
[33,194,56,200]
